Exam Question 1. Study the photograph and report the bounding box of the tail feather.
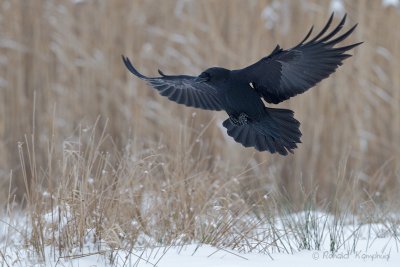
[222,108,302,155]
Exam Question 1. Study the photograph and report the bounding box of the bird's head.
[195,67,230,83]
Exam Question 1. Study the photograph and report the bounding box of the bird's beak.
[194,77,208,83]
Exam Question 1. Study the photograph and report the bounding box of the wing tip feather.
[122,55,148,79]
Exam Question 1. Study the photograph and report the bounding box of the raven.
[122,14,361,155]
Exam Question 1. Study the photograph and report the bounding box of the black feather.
[123,14,361,156]
[236,14,361,104]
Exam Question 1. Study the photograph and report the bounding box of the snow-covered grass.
[1,125,399,266]
[2,243,399,267]
[0,122,399,266]
[2,210,400,266]
[1,0,400,266]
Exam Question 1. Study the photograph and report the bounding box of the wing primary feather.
[158,69,167,77]
[298,26,314,45]
[332,42,363,53]
[235,14,361,105]
[308,12,335,43]
[121,55,148,79]
[318,14,347,43]
[269,45,282,56]
[157,69,175,78]
[324,23,358,47]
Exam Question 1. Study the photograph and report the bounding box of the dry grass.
[0,0,400,262]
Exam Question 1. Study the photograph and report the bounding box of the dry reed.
[0,0,399,260]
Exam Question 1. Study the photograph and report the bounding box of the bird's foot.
[230,113,250,126]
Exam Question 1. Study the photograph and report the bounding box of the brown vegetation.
[0,0,399,257]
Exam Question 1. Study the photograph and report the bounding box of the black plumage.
[122,14,361,155]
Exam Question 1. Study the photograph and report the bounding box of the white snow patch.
[261,1,290,34]
[376,46,392,60]
[382,0,400,7]
[2,243,399,267]
[71,0,89,4]
[330,0,346,16]
[2,212,400,266]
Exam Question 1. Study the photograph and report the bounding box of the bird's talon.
[238,113,249,124]
[230,113,249,126]
[229,115,239,125]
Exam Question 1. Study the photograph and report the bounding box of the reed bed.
[0,0,399,261]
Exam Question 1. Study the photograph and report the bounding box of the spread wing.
[122,56,223,111]
[235,13,362,104]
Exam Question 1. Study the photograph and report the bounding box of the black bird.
[122,14,361,155]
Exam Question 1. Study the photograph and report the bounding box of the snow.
[2,243,399,267]
[260,1,290,34]
[2,212,400,266]
[330,0,346,16]
[382,0,400,7]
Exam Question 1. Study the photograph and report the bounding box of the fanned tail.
[222,108,301,155]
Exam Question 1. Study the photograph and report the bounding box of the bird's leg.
[229,113,250,126]
[229,115,240,125]
[238,113,250,124]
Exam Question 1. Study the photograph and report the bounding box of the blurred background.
[0,0,399,211]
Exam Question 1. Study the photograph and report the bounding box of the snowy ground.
[1,212,399,267]
[1,242,399,267]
